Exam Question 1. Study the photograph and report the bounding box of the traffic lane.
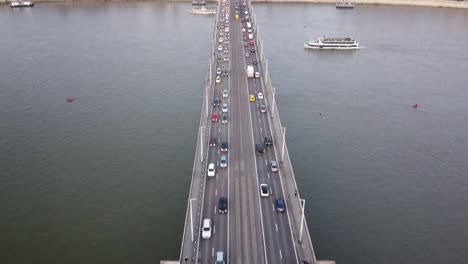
[247,77,284,264]
[251,52,299,264]
[230,17,266,264]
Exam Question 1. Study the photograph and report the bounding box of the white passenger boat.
[10,1,34,7]
[191,6,216,15]
[304,36,360,50]
[336,0,355,9]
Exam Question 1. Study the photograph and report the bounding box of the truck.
[247,65,254,78]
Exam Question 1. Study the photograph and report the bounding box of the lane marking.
[279,249,283,259]
[276,223,278,232]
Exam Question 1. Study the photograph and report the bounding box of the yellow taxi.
[216,76,221,84]
[249,95,255,102]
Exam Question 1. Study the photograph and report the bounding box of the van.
[216,251,225,264]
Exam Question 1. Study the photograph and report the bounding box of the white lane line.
[212,248,215,257]
[260,127,263,133]
[267,173,270,179]
[214,206,217,215]
[213,224,216,234]
[279,249,283,259]
[272,203,275,212]
[276,224,278,232]
[215,188,218,196]
[265,160,268,166]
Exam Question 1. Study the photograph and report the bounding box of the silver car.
[222,90,229,98]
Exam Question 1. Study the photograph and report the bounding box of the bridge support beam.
[190,198,196,242]
[299,199,305,243]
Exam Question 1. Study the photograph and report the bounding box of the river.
[1,3,467,264]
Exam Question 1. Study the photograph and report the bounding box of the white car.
[222,90,228,98]
[248,29,252,33]
[219,37,223,43]
[216,68,222,75]
[207,163,216,177]
[202,218,212,239]
[255,72,260,78]
[218,45,223,51]
[242,28,246,32]
[260,184,269,197]
[220,31,224,36]
[222,103,228,113]
[257,92,264,99]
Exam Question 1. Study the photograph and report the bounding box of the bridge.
[168,0,336,263]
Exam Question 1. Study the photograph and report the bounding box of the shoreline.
[1,0,468,9]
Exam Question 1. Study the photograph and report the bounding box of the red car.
[212,112,218,122]
[243,36,247,41]
[250,40,254,45]
[244,42,249,47]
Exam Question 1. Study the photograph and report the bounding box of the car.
[275,199,286,212]
[209,138,217,147]
[207,163,216,177]
[219,37,223,43]
[255,143,265,155]
[221,113,228,124]
[220,141,228,152]
[270,161,278,172]
[213,97,220,107]
[216,76,221,84]
[224,48,229,53]
[252,59,258,65]
[216,251,225,264]
[220,31,224,36]
[223,69,229,76]
[220,155,227,168]
[244,42,249,47]
[222,103,228,113]
[260,184,269,197]
[222,90,228,98]
[218,45,223,51]
[244,10,248,15]
[219,197,228,213]
[245,53,250,58]
[259,104,267,113]
[216,68,222,75]
[213,97,219,106]
[250,40,254,45]
[242,28,246,32]
[250,47,255,53]
[212,112,218,122]
[225,27,229,33]
[249,95,255,102]
[217,57,222,63]
[202,218,212,239]
[257,92,263,99]
[245,15,249,20]
[264,136,273,146]
[248,28,252,33]
[224,56,229,62]
[255,71,260,78]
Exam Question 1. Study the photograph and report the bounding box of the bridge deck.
[176,1,334,264]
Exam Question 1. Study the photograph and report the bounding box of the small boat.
[10,1,34,7]
[336,0,355,9]
[304,36,360,50]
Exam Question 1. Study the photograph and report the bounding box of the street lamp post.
[299,198,305,243]
[200,126,204,162]
[190,198,196,242]
[281,127,286,162]
[271,87,276,119]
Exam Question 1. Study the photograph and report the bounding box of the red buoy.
[66,98,74,102]
[412,103,418,108]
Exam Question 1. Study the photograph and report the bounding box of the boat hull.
[304,44,359,50]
